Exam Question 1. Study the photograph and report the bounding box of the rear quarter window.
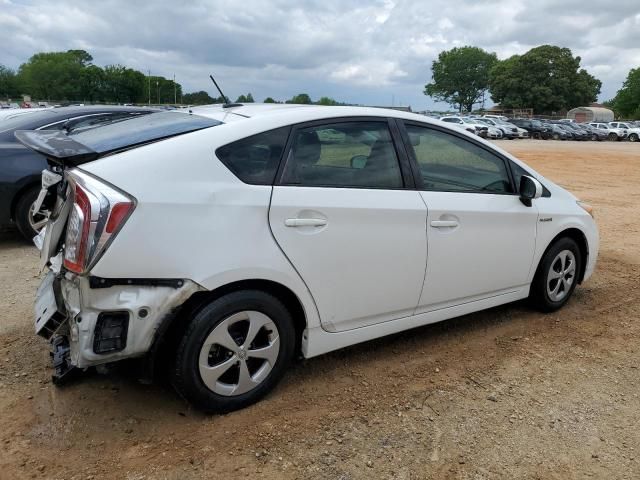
[216,127,290,185]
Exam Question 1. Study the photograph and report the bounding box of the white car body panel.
[416,191,538,311]
[35,104,597,363]
[269,186,427,332]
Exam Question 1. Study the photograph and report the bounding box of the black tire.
[608,132,618,141]
[14,186,40,241]
[529,237,582,313]
[173,290,295,413]
[629,133,639,142]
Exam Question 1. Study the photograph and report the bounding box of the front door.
[400,122,539,312]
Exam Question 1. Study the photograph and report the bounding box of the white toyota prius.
[17,104,598,412]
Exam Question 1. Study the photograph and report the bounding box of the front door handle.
[285,218,327,227]
[430,220,459,228]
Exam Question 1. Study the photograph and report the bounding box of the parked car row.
[503,118,640,142]
[433,113,640,143]
[438,116,529,140]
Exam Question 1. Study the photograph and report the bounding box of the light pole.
[148,70,151,106]
[156,80,160,105]
[173,74,177,105]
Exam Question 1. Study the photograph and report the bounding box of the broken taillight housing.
[63,170,135,274]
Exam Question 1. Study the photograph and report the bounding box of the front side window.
[216,127,290,185]
[405,124,513,194]
[281,121,403,189]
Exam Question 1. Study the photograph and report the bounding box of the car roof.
[189,103,443,125]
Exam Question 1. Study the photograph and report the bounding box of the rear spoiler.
[14,130,99,167]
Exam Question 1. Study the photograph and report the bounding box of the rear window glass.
[69,111,221,153]
[216,127,290,185]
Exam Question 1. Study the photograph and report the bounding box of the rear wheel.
[529,237,582,312]
[14,186,47,241]
[608,132,618,141]
[629,133,639,142]
[173,290,295,413]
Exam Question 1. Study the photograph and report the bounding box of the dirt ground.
[0,139,639,480]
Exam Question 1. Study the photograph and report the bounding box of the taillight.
[63,170,135,274]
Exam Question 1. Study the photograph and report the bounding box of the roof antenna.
[209,74,241,109]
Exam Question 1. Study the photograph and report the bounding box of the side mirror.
[519,175,543,207]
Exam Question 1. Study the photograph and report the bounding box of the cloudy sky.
[1,0,639,109]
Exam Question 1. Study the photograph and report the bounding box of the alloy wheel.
[28,201,49,233]
[198,310,280,396]
[546,250,576,302]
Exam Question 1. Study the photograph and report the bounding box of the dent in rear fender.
[61,275,203,368]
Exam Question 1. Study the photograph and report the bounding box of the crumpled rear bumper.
[36,272,203,369]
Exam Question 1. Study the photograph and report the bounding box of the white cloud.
[0,0,638,108]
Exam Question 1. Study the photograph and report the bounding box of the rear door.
[399,121,538,312]
[269,118,427,332]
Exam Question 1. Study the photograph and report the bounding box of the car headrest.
[294,131,321,166]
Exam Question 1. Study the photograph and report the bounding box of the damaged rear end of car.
[16,112,221,383]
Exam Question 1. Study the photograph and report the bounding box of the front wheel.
[173,290,295,413]
[629,133,639,142]
[608,132,618,141]
[529,237,582,312]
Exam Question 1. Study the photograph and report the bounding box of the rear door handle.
[285,218,327,227]
[430,220,459,228]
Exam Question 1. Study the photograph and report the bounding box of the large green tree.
[182,91,225,105]
[287,93,312,104]
[489,45,601,113]
[610,67,640,118]
[316,96,338,105]
[103,65,146,103]
[0,65,19,99]
[235,93,254,103]
[141,75,182,104]
[17,50,94,100]
[424,46,498,112]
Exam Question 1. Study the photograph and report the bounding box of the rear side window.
[280,121,403,189]
[216,127,290,185]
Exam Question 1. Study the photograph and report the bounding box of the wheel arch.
[538,228,589,284]
[147,278,308,379]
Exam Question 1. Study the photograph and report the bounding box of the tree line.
[424,44,640,118]
[182,91,346,106]
[0,49,346,107]
[0,50,182,104]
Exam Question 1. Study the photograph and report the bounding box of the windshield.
[69,111,222,154]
